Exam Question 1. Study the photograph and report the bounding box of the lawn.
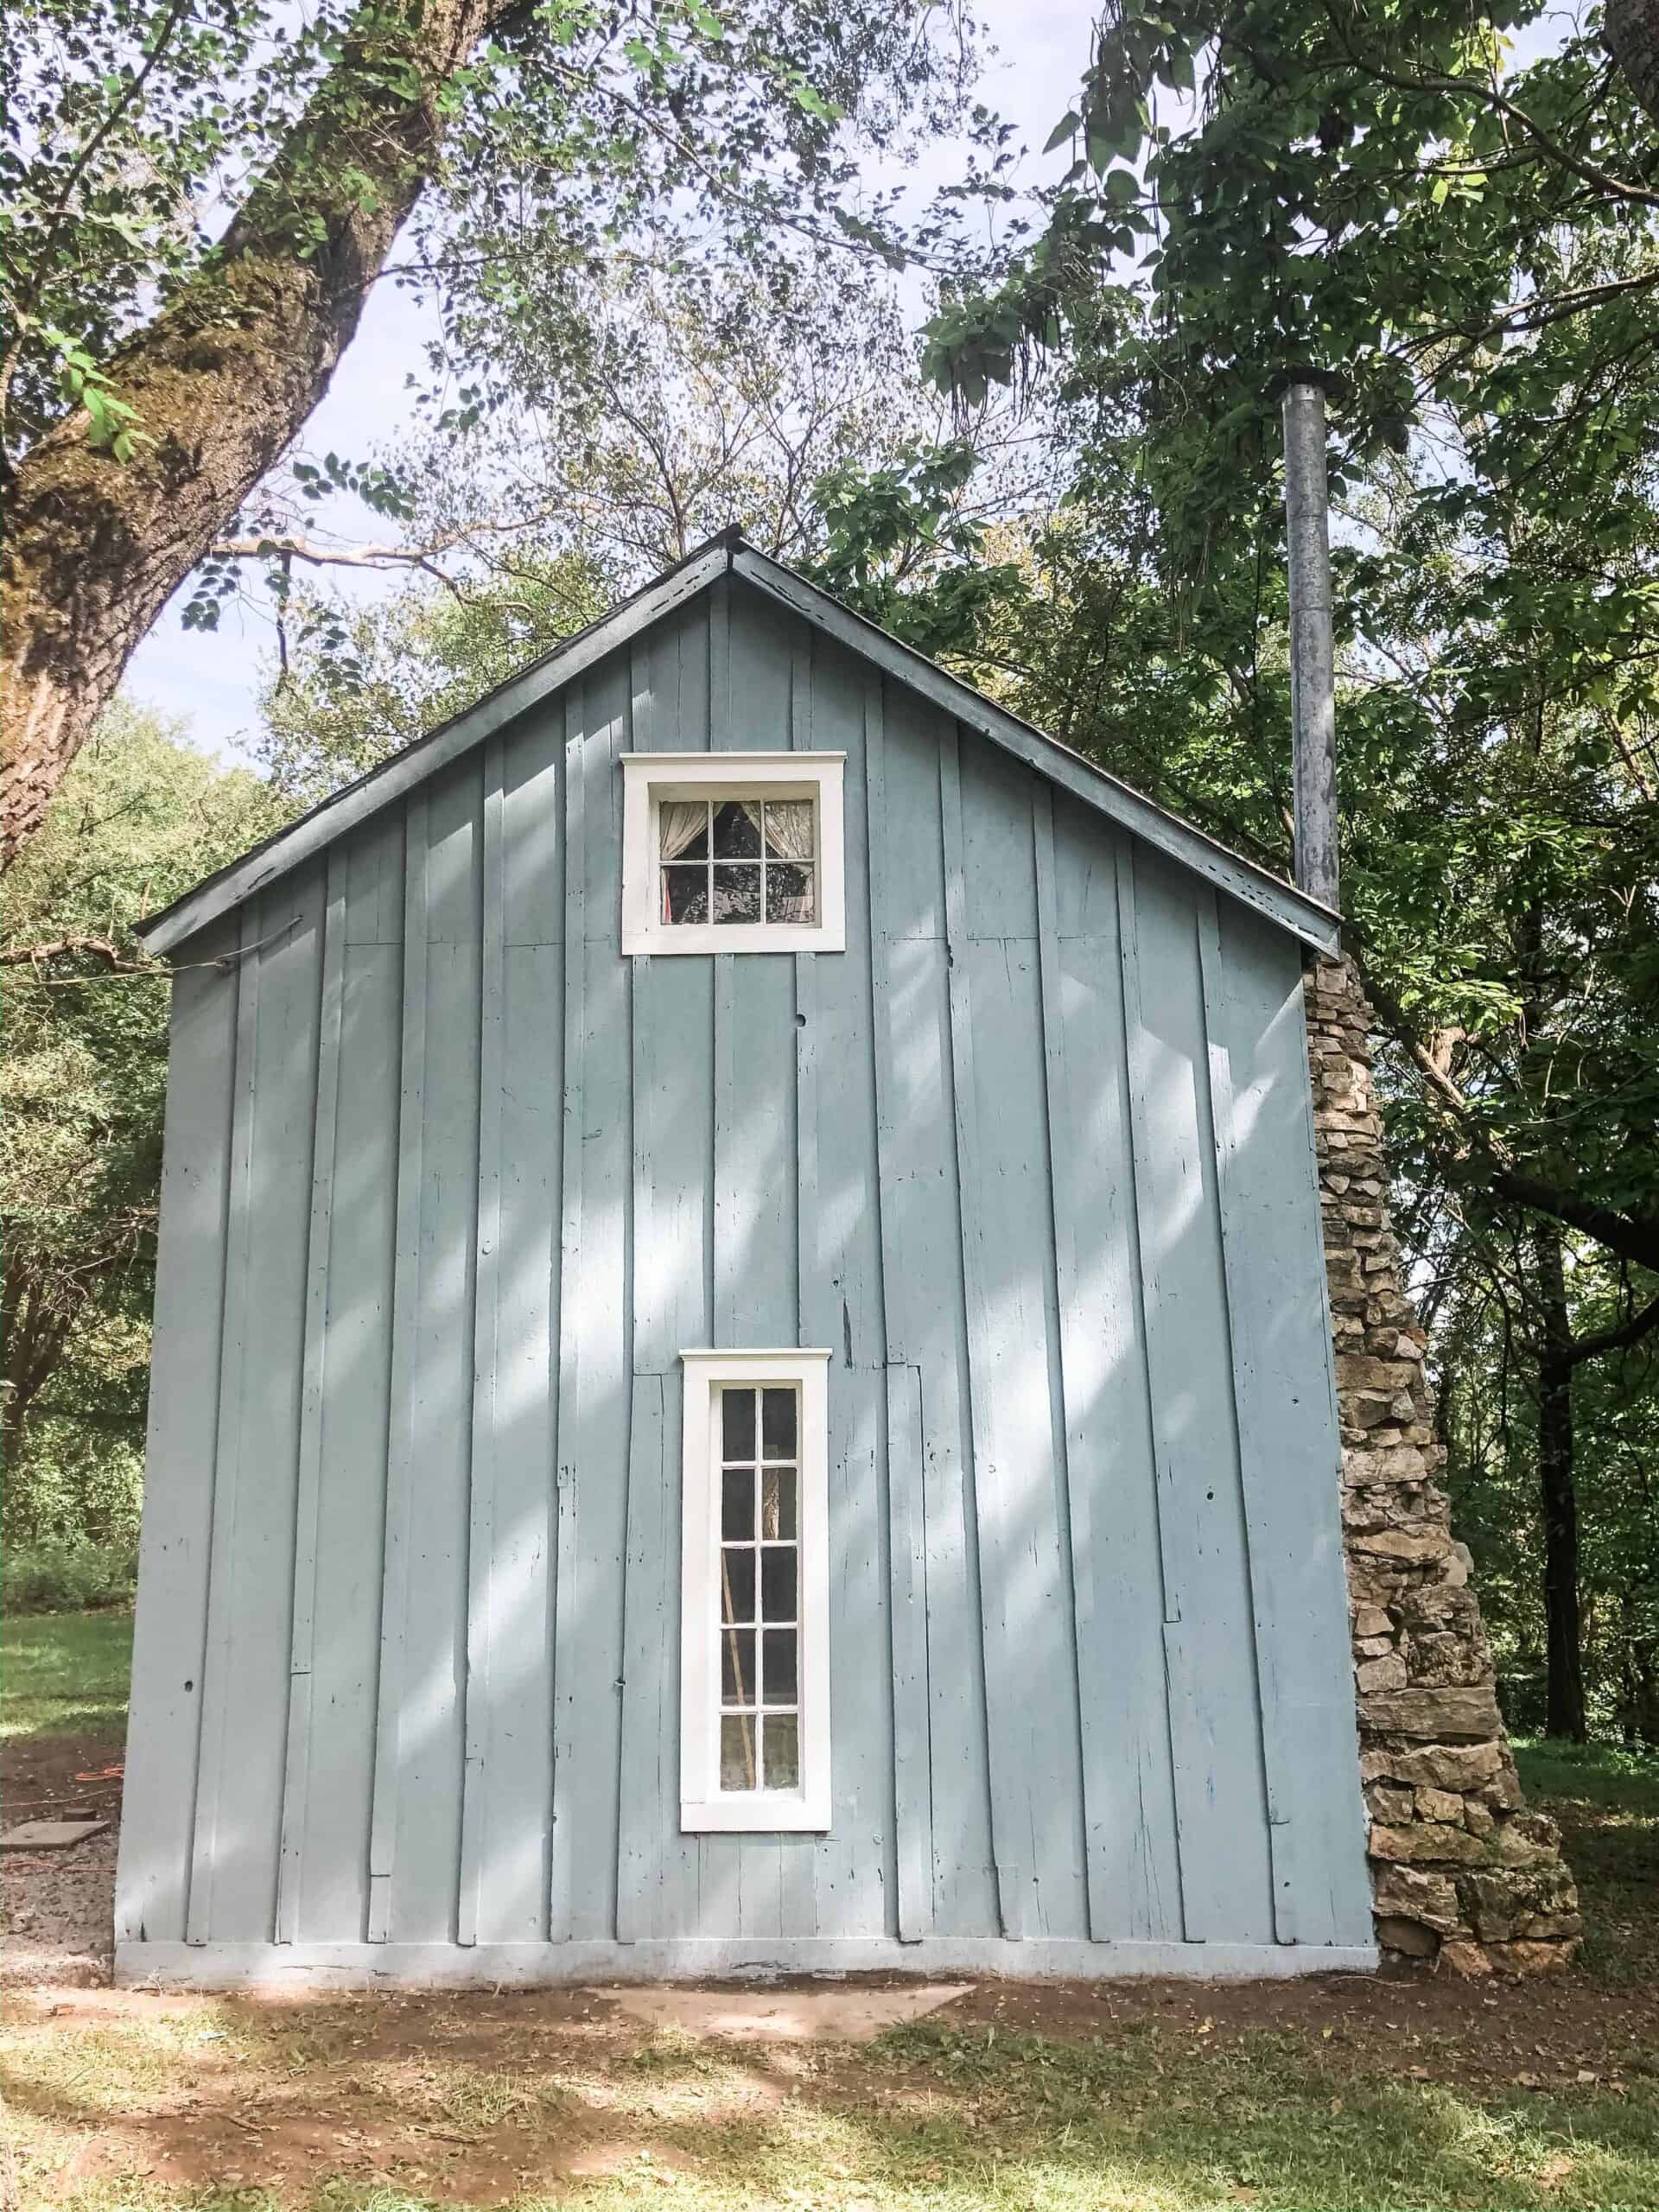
[3,1620,1656,2210]
[1,1608,134,1741]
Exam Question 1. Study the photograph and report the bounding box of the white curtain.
[659,800,707,859]
[763,799,814,860]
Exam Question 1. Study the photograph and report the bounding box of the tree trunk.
[1606,0,1659,131]
[1533,1220,1587,1742]
[1,0,512,864]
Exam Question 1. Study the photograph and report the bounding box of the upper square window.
[620,753,846,955]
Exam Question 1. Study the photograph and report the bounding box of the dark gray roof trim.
[137,532,1340,958]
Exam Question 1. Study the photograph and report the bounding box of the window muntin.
[658,798,817,929]
[716,1383,801,1792]
[620,753,845,956]
[679,1349,831,1831]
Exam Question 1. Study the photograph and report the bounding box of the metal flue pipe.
[1281,377,1339,915]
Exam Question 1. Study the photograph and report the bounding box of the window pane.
[661,864,709,925]
[712,800,762,857]
[721,1388,755,1462]
[760,1546,796,1623]
[712,864,761,923]
[721,1714,758,1791]
[761,1466,796,1542]
[763,800,815,860]
[721,1627,755,1706]
[761,1629,798,1707]
[762,1713,799,1789]
[761,1389,796,1459]
[721,1548,755,1624]
[721,1466,753,1541]
[765,862,814,925]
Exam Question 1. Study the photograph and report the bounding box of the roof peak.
[136,538,1339,959]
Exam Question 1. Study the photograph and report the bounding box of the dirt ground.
[0,1728,123,1986]
[4,1735,1657,2209]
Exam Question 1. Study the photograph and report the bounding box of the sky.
[121,0,1091,764]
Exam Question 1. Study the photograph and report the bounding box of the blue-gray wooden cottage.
[117,532,1376,1985]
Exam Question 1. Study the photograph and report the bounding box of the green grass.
[0,1606,133,1740]
[5,1996,1657,2212]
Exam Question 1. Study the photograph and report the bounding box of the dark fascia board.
[137,530,1340,959]
[730,548,1341,957]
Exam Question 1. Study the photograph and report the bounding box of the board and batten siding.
[115,576,1373,1977]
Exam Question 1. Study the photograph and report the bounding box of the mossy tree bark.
[1606,0,1659,131]
[1,0,511,865]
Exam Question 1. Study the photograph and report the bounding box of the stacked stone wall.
[1306,956,1581,1974]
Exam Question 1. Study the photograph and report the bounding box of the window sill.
[626,920,845,957]
[681,1791,831,1834]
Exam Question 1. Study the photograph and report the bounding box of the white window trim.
[620,753,846,956]
[679,1348,833,1833]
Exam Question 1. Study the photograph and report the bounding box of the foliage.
[255,259,1044,797]
[257,543,614,805]
[2,0,976,470]
[2,1538,139,1616]
[1,704,285,1534]
[1441,1247,1659,1745]
[887,3,1659,1735]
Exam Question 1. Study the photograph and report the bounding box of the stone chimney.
[1279,378,1581,1973]
[1307,957,1581,1972]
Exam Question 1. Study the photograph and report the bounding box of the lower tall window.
[679,1350,831,1831]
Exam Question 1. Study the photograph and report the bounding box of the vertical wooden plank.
[939,728,1027,1941]
[614,518,665,1944]
[954,741,1086,1942]
[1033,787,1113,1943]
[709,574,731,736]
[190,873,322,1942]
[470,709,563,1946]
[390,760,482,1942]
[1047,798,1182,1942]
[185,905,262,1944]
[866,681,931,1940]
[367,796,429,1943]
[622,950,714,1940]
[617,1366,668,1941]
[712,951,738,1349]
[782,944,821,1940]
[875,686,994,1939]
[275,851,346,1944]
[1202,901,1372,1947]
[617,950,658,1942]
[301,907,402,1943]
[115,925,238,1947]
[458,735,505,1945]
[1117,844,1276,1944]
[794,639,891,1942]
[572,658,634,1942]
[549,689,586,1945]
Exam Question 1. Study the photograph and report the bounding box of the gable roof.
[136,531,1341,957]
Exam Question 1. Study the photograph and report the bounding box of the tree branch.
[1358,956,1659,1274]
[1566,1292,1659,1371]
[0,933,154,973]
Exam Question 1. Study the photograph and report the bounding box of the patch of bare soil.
[2,1732,123,1986]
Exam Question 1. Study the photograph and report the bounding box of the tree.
[251,257,1037,796]
[894,3,1659,1737]
[2,0,973,859]
[1,704,281,1512]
